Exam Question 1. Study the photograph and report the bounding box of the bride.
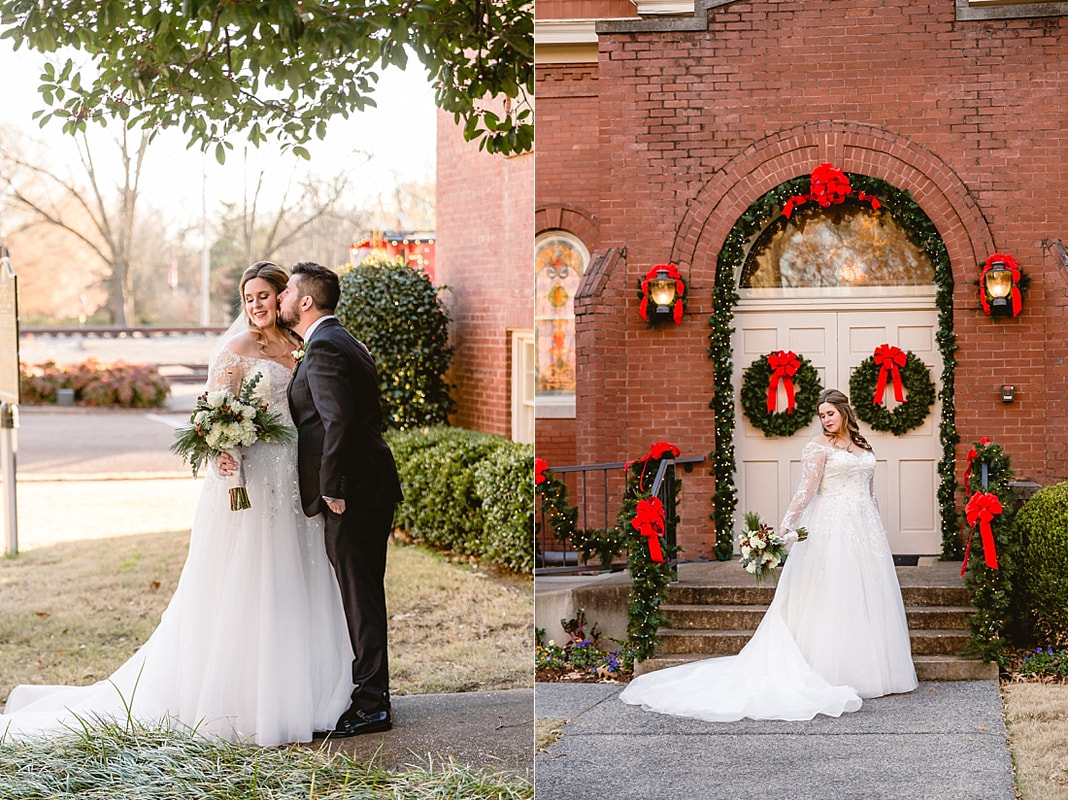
[620,388,918,721]
[0,261,354,746]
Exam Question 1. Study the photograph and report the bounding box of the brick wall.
[537,0,1068,557]
[435,109,534,437]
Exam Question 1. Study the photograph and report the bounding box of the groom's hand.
[324,497,346,515]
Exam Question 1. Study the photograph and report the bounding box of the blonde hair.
[818,388,873,452]
[239,261,290,353]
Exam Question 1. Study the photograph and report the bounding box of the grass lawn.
[1003,682,1068,800]
[0,531,532,704]
[0,530,533,798]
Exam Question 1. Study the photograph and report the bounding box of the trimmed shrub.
[386,426,532,572]
[1012,482,1068,648]
[335,256,454,430]
[20,359,170,408]
[474,440,534,572]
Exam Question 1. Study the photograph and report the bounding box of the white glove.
[782,530,799,552]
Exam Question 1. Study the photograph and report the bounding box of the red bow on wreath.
[961,490,1002,577]
[632,496,666,563]
[872,344,907,406]
[962,437,992,492]
[783,163,882,219]
[639,264,686,325]
[535,457,548,486]
[766,350,800,414]
[625,441,682,492]
[979,253,1023,317]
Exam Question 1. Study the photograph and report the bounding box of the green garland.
[960,438,1017,666]
[740,351,821,438]
[849,349,935,436]
[536,466,626,570]
[710,171,960,561]
[618,452,682,664]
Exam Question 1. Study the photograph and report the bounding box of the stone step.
[656,628,972,657]
[661,604,974,631]
[666,584,970,607]
[633,653,998,682]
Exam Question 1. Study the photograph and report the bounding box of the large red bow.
[624,442,682,492]
[961,491,1002,577]
[535,457,548,486]
[979,253,1022,317]
[782,163,881,218]
[767,350,800,414]
[962,437,993,492]
[872,344,907,406]
[632,496,666,563]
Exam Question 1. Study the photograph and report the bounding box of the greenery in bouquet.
[170,372,294,509]
[739,512,788,584]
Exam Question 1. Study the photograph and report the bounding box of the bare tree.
[0,126,149,325]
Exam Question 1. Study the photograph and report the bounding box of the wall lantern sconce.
[638,264,686,326]
[979,253,1023,318]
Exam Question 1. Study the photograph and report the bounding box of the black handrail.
[535,454,705,576]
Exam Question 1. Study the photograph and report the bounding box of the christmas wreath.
[849,344,935,435]
[740,350,822,437]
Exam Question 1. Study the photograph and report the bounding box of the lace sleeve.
[869,466,880,513]
[779,441,828,533]
[206,348,243,395]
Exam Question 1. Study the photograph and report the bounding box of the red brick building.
[535,0,1068,559]
[436,108,535,442]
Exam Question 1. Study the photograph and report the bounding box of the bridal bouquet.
[738,512,793,584]
[170,371,294,510]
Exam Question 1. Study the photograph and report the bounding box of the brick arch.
[669,121,995,286]
[535,203,601,252]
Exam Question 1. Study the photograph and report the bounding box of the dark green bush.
[335,256,454,430]
[474,440,534,571]
[1012,481,1068,648]
[20,359,170,408]
[387,426,532,572]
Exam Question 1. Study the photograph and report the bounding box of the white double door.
[732,302,942,555]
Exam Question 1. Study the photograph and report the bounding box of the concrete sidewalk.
[535,680,1014,800]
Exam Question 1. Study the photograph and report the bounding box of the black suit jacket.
[287,317,403,518]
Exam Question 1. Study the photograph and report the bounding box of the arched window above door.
[739,199,934,289]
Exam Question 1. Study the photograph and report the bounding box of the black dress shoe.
[328,708,392,738]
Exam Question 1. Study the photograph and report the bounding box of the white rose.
[740,545,751,557]
[745,562,757,573]
[205,390,228,409]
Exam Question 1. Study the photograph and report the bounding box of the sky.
[0,38,438,229]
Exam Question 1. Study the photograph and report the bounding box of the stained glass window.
[740,200,933,289]
[535,232,588,399]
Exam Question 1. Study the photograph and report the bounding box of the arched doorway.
[730,194,943,555]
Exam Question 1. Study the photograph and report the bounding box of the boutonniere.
[291,345,306,374]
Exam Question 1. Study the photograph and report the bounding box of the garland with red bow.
[637,264,686,325]
[978,253,1025,317]
[781,163,882,219]
[740,350,821,437]
[619,442,682,662]
[962,437,992,492]
[849,345,935,436]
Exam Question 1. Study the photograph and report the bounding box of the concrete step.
[633,652,998,682]
[656,628,973,657]
[661,604,974,631]
[666,584,970,607]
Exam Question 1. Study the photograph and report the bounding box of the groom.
[279,261,403,737]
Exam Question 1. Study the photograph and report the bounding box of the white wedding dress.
[0,351,354,746]
[620,440,918,721]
